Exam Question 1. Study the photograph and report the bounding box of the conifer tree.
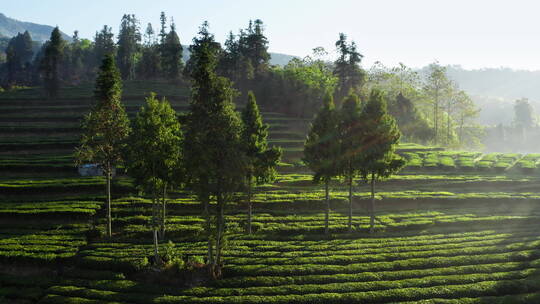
[338,92,362,232]
[94,25,116,68]
[159,12,167,46]
[241,91,281,234]
[41,27,65,99]
[183,22,247,277]
[304,91,340,234]
[76,55,131,238]
[334,33,365,103]
[125,93,182,261]
[162,20,183,80]
[117,14,141,80]
[359,89,405,233]
[139,23,161,79]
[5,31,33,85]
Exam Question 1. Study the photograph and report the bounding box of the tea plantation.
[3,83,540,303]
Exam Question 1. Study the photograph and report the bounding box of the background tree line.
[0,12,184,93]
[0,14,480,148]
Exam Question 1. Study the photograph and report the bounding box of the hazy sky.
[4,0,540,70]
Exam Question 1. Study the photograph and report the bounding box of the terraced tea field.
[3,83,540,303]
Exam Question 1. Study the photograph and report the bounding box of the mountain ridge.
[0,13,71,42]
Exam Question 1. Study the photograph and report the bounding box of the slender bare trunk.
[153,229,159,263]
[160,184,166,239]
[348,169,353,232]
[218,202,224,264]
[203,195,213,265]
[247,175,253,234]
[324,180,330,235]
[149,179,160,264]
[106,164,112,238]
[215,193,225,274]
[153,195,159,264]
[447,103,451,146]
[434,90,439,145]
[369,172,375,233]
[460,115,465,143]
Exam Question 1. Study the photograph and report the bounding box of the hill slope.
[0,12,70,42]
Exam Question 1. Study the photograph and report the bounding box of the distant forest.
[6,11,536,150]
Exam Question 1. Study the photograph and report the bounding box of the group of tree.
[76,23,281,277]
[1,15,481,148]
[304,90,405,234]
[215,27,364,119]
[0,12,184,96]
[367,61,480,148]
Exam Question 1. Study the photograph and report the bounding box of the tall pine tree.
[94,25,116,69]
[241,91,281,234]
[5,31,33,86]
[183,22,247,277]
[338,92,362,232]
[334,33,365,103]
[162,20,183,80]
[41,27,65,99]
[117,14,141,80]
[359,89,405,233]
[304,91,340,234]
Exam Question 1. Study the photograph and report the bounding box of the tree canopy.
[75,54,131,238]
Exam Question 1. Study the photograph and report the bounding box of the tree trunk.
[447,104,451,146]
[203,195,213,266]
[434,90,439,145]
[247,175,253,234]
[460,115,465,143]
[153,228,159,264]
[348,171,353,232]
[152,184,160,264]
[160,184,167,239]
[214,193,225,277]
[325,180,330,235]
[106,165,112,238]
[369,172,375,233]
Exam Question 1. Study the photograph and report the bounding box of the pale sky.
[3,0,540,70]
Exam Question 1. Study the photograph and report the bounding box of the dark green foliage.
[117,14,141,80]
[137,23,161,79]
[183,22,247,273]
[359,89,404,178]
[337,92,362,232]
[41,27,65,98]
[162,21,183,80]
[183,22,222,79]
[241,91,281,233]
[125,93,183,258]
[260,56,338,117]
[389,93,433,142]
[334,33,366,102]
[239,19,270,76]
[217,20,270,104]
[5,31,33,86]
[304,92,340,184]
[93,25,116,67]
[304,91,340,233]
[75,55,131,237]
[359,89,405,231]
